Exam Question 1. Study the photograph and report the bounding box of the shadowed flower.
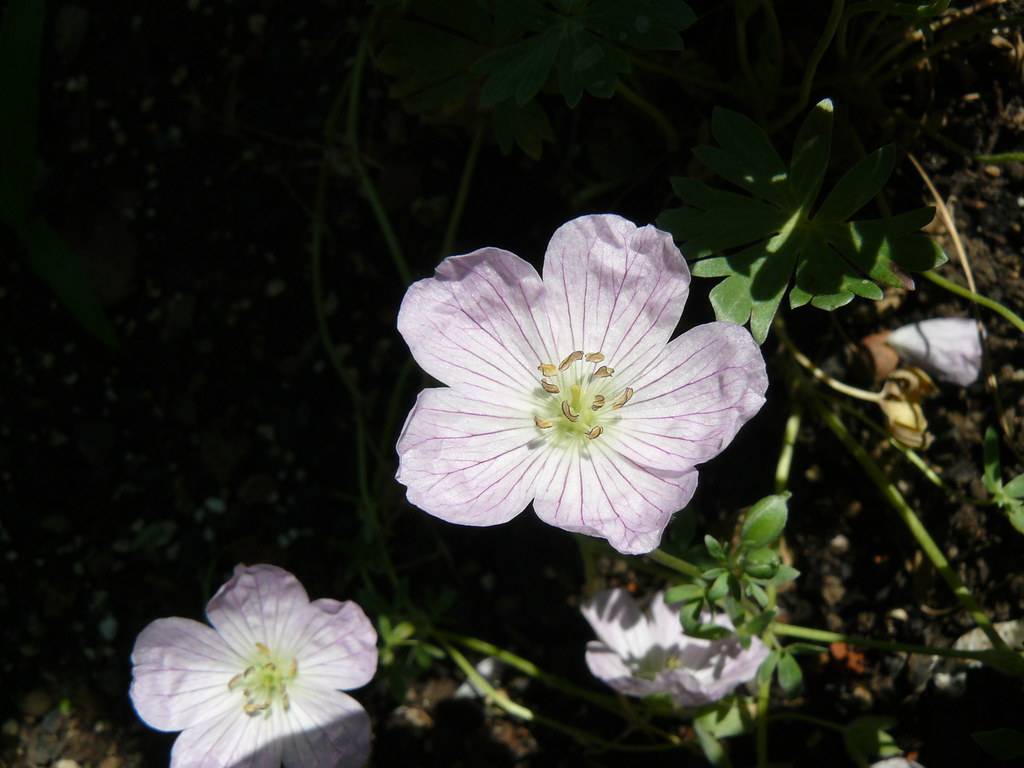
[396,214,768,554]
[130,564,378,768]
[581,588,768,707]
[886,317,982,386]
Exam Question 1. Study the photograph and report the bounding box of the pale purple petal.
[532,441,698,554]
[170,706,282,768]
[281,686,371,768]
[542,214,690,378]
[872,760,925,768]
[396,387,550,526]
[580,589,650,660]
[672,634,769,707]
[584,642,667,698]
[291,599,378,692]
[613,322,768,472]
[646,592,689,650]
[398,248,558,401]
[130,617,241,732]
[205,564,312,657]
[886,317,982,386]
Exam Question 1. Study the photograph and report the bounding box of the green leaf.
[776,652,803,695]
[694,714,732,768]
[1005,474,1024,499]
[785,642,826,655]
[757,650,779,686]
[768,564,800,585]
[843,717,901,762]
[741,493,790,548]
[493,99,554,159]
[582,0,696,50]
[0,0,45,218]
[789,98,833,209]
[555,24,629,106]
[665,582,705,603]
[984,426,1002,493]
[679,598,703,633]
[707,572,731,602]
[816,145,896,222]
[704,534,726,561]
[972,728,1024,760]
[745,581,769,608]
[710,107,787,183]
[741,608,776,637]
[749,225,802,343]
[16,218,117,347]
[1008,505,1024,536]
[477,25,562,106]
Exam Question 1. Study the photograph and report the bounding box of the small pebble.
[983,164,1001,178]
[99,757,124,768]
[829,534,850,554]
[55,761,81,768]
[888,608,909,622]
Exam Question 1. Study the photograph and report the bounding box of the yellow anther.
[591,395,605,411]
[585,352,605,363]
[290,659,298,676]
[255,642,270,655]
[586,426,604,440]
[538,363,558,377]
[561,401,579,422]
[282,691,290,712]
[559,350,584,370]
[594,366,614,378]
[535,416,553,429]
[612,387,634,409]
[541,379,560,394]
[228,672,244,690]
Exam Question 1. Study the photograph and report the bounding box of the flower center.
[630,645,679,680]
[533,350,634,441]
[228,642,299,717]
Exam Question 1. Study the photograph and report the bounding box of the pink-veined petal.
[541,215,690,379]
[615,322,767,471]
[672,634,769,707]
[531,442,698,554]
[170,705,283,768]
[580,589,650,660]
[584,642,667,699]
[130,617,241,732]
[291,599,378,692]
[205,564,313,658]
[281,686,372,768]
[886,317,981,386]
[396,387,551,526]
[397,248,558,401]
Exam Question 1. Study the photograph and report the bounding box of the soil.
[2,3,1023,768]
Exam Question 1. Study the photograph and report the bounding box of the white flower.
[886,317,982,386]
[396,214,767,554]
[129,564,378,768]
[581,588,769,707]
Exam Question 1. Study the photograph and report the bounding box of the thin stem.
[439,123,484,259]
[767,711,845,733]
[922,270,1024,335]
[775,320,881,402]
[629,56,732,95]
[616,81,679,151]
[809,398,1009,651]
[438,639,686,753]
[345,32,412,285]
[774,622,1003,662]
[769,0,845,131]
[648,548,704,579]
[774,408,802,493]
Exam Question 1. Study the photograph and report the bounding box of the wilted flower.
[396,214,767,554]
[886,317,982,386]
[130,564,378,768]
[581,588,768,707]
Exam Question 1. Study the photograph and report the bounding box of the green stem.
[774,408,802,494]
[616,81,679,151]
[922,270,1024,335]
[345,32,412,285]
[439,123,484,259]
[774,622,1003,662]
[648,548,704,579]
[438,639,685,753]
[810,399,1009,651]
[767,711,845,733]
[769,0,846,132]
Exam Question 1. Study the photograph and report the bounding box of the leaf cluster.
[983,427,1024,535]
[658,98,946,343]
[375,0,694,157]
